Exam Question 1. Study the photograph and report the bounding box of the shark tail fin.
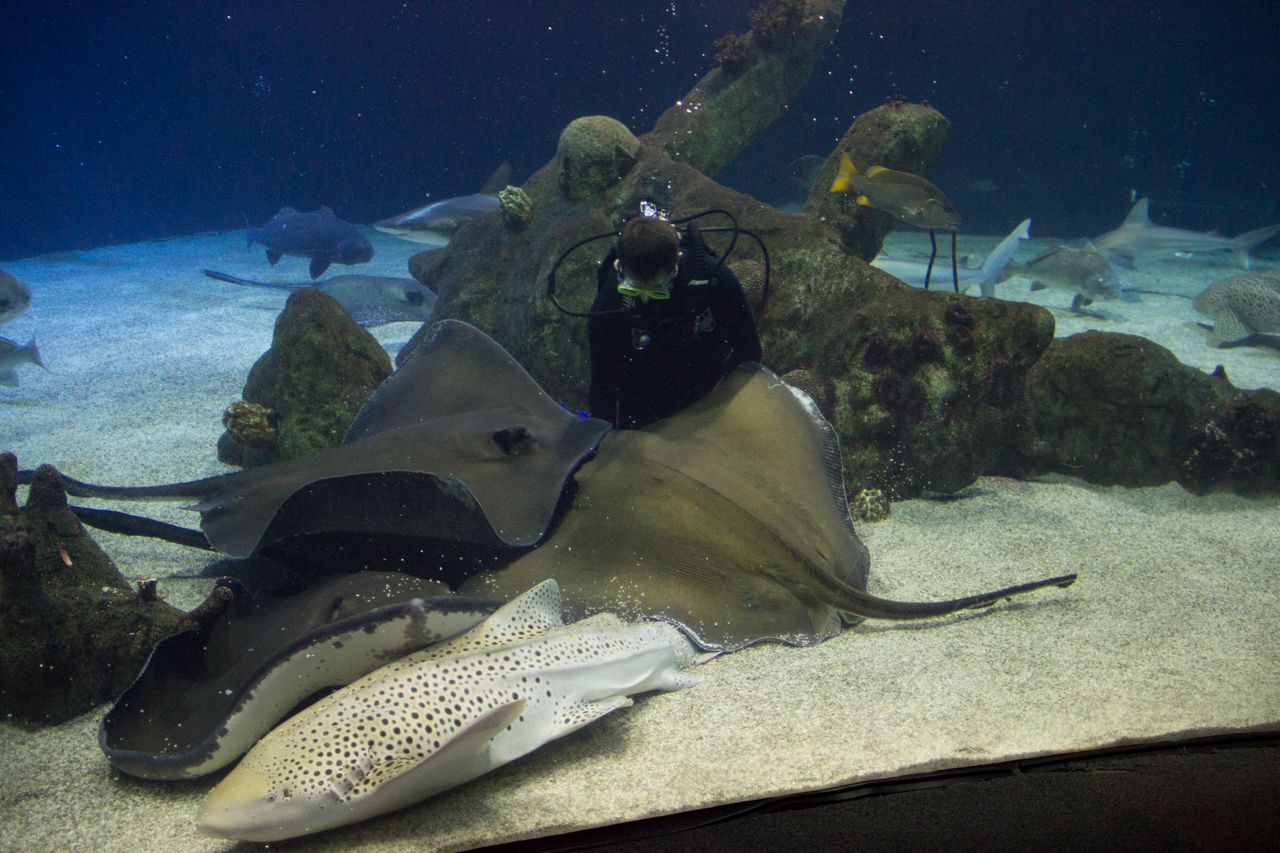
[977,218,1032,298]
[830,153,857,193]
[479,159,515,195]
[1230,223,1280,270]
[21,338,44,370]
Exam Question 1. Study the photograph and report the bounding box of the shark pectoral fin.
[1070,294,1093,312]
[1110,254,1137,271]
[309,258,331,279]
[1029,281,1048,291]
[350,699,528,805]
[266,250,282,265]
[1210,307,1251,347]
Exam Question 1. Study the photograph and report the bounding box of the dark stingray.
[100,572,501,780]
[203,269,437,327]
[53,321,611,559]
[460,364,1075,650]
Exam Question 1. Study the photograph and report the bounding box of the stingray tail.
[827,572,1078,621]
[16,467,239,502]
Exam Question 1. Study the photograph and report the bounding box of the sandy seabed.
[0,228,1277,852]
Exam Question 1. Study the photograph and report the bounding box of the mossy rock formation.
[218,288,392,467]
[0,454,188,725]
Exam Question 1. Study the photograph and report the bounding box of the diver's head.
[616,217,681,300]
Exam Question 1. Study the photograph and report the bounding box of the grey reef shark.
[201,269,437,327]
[872,219,1030,297]
[1093,197,1280,270]
[374,160,512,247]
[245,206,375,280]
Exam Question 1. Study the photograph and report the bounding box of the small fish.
[1093,198,1280,270]
[968,179,999,193]
[245,206,375,280]
[829,152,960,230]
[202,270,437,327]
[197,579,707,842]
[1004,243,1121,312]
[0,336,44,388]
[1192,271,1280,347]
[375,160,512,246]
[873,219,1030,297]
[0,270,32,325]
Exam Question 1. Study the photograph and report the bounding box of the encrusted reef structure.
[218,288,392,467]
[311,0,1280,500]
[0,454,188,724]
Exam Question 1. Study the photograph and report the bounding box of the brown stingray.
[461,364,1075,650]
[54,321,612,558]
[100,572,501,780]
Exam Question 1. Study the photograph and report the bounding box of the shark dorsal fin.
[1123,198,1151,226]
[478,160,515,195]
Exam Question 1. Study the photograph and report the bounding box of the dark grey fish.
[202,270,437,327]
[1003,243,1122,311]
[0,270,32,325]
[244,206,375,280]
[0,336,43,387]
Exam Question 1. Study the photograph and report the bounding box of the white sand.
[0,230,1277,852]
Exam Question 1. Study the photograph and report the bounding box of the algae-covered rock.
[805,102,953,261]
[556,116,641,201]
[647,0,845,177]
[0,454,188,725]
[499,185,534,230]
[217,288,392,467]
[1016,331,1280,496]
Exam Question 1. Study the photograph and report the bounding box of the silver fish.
[197,579,707,842]
[0,270,32,325]
[0,336,43,387]
[1004,243,1121,311]
[1093,198,1280,270]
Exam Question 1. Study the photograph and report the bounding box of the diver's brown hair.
[618,217,680,283]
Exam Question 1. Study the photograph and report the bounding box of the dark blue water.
[1,1,1277,260]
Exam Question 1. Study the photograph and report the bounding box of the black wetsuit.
[587,228,762,429]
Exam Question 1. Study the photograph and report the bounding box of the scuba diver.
[582,215,761,429]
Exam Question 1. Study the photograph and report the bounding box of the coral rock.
[556,116,641,201]
[217,288,392,467]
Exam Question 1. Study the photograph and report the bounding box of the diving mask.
[615,260,675,301]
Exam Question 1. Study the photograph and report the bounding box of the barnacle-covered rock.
[498,185,534,230]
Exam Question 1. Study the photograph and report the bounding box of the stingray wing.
[462,365,872,650]
[196,321,609,557]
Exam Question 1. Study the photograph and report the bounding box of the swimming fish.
[0,336,43,387]
[829,152,960,230]
[0,270,32,325]
[202,269,437,327]
[1093,198,1280,270]
[196,579,706,842]
[245,206,375,280]
[1003,243,1122,311]
[1192,270,1280,347]
[873,219,1030,297]
[375,160,512,246]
